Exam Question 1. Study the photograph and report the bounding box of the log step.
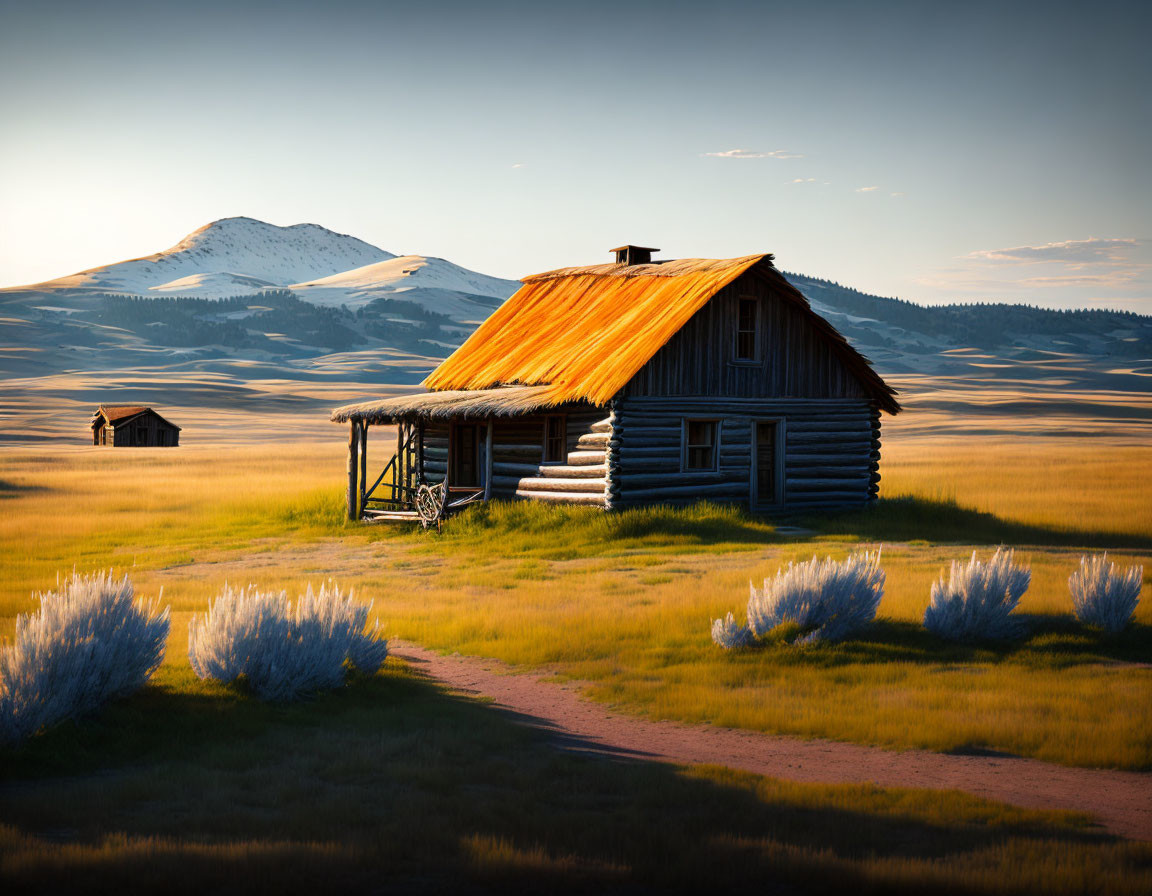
[576,432,609,449]
[538,464,607,479]
[590,418,613,434]
[514,489,607,506]
[566,450,606,466]
[508,477,607,493]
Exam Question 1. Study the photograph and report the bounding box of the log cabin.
[91,406,181,447]
[331,246,900,524]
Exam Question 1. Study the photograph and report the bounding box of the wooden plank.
[359,423,368,515]
[484,418,493,501]
[346,421,359,521]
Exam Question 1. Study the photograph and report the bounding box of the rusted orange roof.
[425,254,899,413]
[426,255,768,406]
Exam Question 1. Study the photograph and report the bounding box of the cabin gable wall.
[621,271,869,401]
[610,271,880,510]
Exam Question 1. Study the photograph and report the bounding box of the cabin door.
[449,423,482,488]
[751,420,782,509]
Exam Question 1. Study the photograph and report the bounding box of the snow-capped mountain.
[289,255,521,320]
[7,217,399,299]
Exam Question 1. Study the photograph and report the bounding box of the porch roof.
[330,385,561,424]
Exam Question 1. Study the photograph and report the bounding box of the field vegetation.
[1,434,1150,889]
[1,437,1149,771]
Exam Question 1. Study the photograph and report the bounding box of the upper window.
[735,297,759,361]
[543,415,566,463]
[683,420,718,471]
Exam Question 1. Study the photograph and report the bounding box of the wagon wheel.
[415,482,447,529]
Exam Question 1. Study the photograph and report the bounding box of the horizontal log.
[493,443,544,456]
[500,476,607,493]
[784,451,881,462]
[541,464,607,479]
[614,483,748,500]
[618,473,749,489]
[786,482,869,493]
[567,450,606,466]
[785,467,873,478]
[782,423,872,434]
[514,489,607,506]
[576,432,609,449]
[787,434,878,446]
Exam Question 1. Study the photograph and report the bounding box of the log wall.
[420,402,612,507]
[96,412,180,447]
[609,396,880,510]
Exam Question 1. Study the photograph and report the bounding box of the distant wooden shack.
[91,406,181,447]
[332,247,900,523]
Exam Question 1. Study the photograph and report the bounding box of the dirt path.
[393,644,1152,841]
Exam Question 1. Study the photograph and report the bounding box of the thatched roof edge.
[330,385,579,424]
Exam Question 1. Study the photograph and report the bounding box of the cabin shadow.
[791,495,1152,550]
[754,618,1152,670]
[0,662,1119,894]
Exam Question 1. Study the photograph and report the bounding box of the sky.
[1,0,1150,311]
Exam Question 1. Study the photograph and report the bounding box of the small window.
[683,420,718,471]
[735,297,758,361]
[543,415,566,463]
[134,426,147,446]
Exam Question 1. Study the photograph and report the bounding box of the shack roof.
[93,405,182,429]
[423,254,899,414]
[332,386,555,423]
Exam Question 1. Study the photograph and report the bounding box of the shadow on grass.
[0,478,49,499]
[747,619,1152,670]
[440,500,782,558]
[792,496,1152,550]
[436,496,1152,558]
[3,662,1143,895]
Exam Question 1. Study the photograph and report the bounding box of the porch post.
[417,420,426,484]
[346,420,360,521]
[359,422,368,515]
[483,416,494,501]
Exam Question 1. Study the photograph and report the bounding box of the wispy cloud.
[965,237,1139,266]
[916,237,1151,305]
[855,186,879,193]
[510,162,524,169]
[702,149,803,160]
[890,191,906,197]
[788,177,817,184]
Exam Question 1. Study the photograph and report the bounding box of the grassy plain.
[1,436,1150,773]
[5,660,1151,894]
[1,434,1151,890]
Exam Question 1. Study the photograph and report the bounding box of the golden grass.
[1,434,1149,769]
[3,662,1150,894]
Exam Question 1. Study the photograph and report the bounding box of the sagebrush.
[712,550,885,648]
[710,612,752,649]
[188,581,388,701]
[0,571,169,744]
[1069,554,1142,633]
[923,548,1031,641]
